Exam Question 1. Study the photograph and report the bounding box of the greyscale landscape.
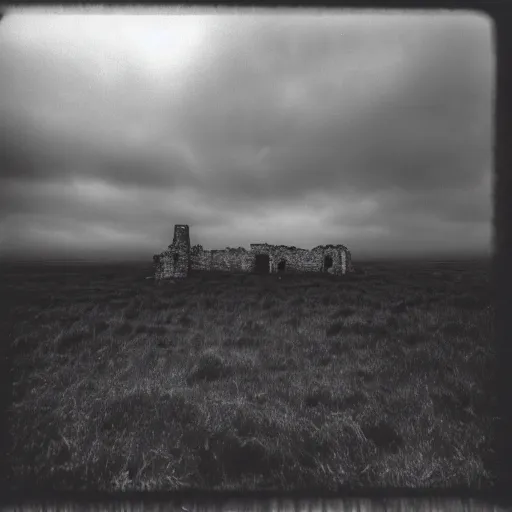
[0,8,495,491]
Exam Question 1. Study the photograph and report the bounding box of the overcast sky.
[0,8,494,262]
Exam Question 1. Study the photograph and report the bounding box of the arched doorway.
[277,260,286,272]
[324,254,333,272]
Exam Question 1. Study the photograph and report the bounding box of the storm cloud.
[0,8,494,260]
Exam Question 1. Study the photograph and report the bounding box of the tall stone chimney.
[170,224,190,278]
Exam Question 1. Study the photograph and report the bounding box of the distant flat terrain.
[3,258,495,491]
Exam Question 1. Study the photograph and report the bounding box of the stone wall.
[211,248,254,273]
[250,243,352,275]
[154,224,353,280]
[190,245,254,272]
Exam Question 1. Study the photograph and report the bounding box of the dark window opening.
[254,254,270,274]
[277,260,286,272]
[324,255,333,271]
[173,253,179,263]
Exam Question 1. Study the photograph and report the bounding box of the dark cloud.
[0,10,493,260]
[161,11,493,204]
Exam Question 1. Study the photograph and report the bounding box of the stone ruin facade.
[153,224,353,280]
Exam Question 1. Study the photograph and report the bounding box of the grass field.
[3,258,495,491]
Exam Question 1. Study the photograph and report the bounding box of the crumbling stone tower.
[172,224,190,277]
[153,224,190,279]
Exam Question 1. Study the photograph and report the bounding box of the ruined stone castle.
[153,225,353,280]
